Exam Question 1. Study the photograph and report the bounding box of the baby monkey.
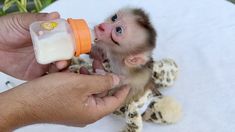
[70,7,181,132]
[93,8,156,104]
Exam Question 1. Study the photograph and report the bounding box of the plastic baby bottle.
[30,18,95,64]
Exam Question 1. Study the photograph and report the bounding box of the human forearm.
[0,87,38,131]
[0,94,15,131]
[0,72,129,131]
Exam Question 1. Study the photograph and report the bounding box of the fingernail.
[123,85,130,91]
[95,69,106,75]
[112,74,120,87]
[46,12,60,19]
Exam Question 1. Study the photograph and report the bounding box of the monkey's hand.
[89,45,112,72]
[89,45,108,62]
[69,56,112,74]
[152,59,179,88]
[69,57,93,73]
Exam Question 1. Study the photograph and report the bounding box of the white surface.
[0,0,235,131]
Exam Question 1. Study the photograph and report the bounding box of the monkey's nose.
[98,24,105,32]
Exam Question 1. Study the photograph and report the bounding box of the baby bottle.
[30,18,95,64]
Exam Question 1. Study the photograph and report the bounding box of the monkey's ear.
[124,53,149,67]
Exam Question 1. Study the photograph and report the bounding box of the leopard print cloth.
[69,58,182,132]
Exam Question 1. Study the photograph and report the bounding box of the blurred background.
[0,0,56,16]
[0,0,234,16]
[0,0,235,131]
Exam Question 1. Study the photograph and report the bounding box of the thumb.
[82,74,120,94]
[97,85,130,116]
[17,12,60,30]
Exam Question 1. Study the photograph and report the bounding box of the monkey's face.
[94,10,147,54]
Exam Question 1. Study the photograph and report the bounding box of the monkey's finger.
[85,74,120,93]
[93,60,106,75]
[79,67,90,75]
[95,85,130,115]
[93,59,105,72]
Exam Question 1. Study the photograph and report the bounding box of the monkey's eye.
[115,26,123,35]
[111,14,118,22]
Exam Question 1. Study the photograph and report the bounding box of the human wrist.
[0,92,19,131]
[0,87,39,131]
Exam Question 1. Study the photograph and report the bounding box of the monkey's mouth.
[93,27,99,42]
[94,26,100,42]
[94,25,120,46]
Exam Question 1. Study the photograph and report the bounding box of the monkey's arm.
[90,45,108,62]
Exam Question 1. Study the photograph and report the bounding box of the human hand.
[0,72,130,131]
[0,12,68,80]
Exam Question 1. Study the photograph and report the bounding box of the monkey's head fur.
[94,7,157,70]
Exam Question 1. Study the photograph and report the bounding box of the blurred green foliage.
[0,0,56,16]
[0,0,234,16]
[228,0,235,4]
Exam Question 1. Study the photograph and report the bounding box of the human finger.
[55,60,70,70]
[81,74,120,94]
[95,86,130,115]
[20,12,60,30]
